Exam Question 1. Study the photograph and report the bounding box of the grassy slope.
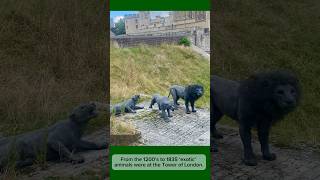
[0,0,107,178]
[213,0,320,148]
[0,0,107,134]
[110,44,210,108]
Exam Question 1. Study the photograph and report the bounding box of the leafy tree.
[111,18,126,35]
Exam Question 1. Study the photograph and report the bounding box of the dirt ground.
[11,129,109,180]
[212,125,320,180]
[15,109,320,179]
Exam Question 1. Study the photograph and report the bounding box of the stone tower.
[138,11,150,30]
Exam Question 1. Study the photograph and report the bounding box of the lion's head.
[131,94,140,103]
[163,103,175,111]
[69,103,98,124]
[187,84,204,99]
[239,70,301,116]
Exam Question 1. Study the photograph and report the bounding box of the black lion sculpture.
[0,103,107,169]
[149,94,175,122]
[111,95,144,115]
[211,70,301,166]
[168,84,204,114]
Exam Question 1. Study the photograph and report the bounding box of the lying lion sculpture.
[0,103,107,169]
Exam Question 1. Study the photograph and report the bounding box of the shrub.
[178,37,191,47]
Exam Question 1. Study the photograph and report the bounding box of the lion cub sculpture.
[211,71,300,166]
[149,94,175,122]
[111,95,144,115]
[0,103,107,169]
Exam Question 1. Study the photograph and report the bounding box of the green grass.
[213,0,320,149]
[0,0,107,178]
[110,44,210,108]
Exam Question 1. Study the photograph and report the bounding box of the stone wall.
[111,30,210,53]
[111,35,185,48]
[188,28,210,53]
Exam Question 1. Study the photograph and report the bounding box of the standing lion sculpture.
[211,70,301,166]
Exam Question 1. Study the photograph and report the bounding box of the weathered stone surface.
[111,35,185,48]
[119,101,210,146]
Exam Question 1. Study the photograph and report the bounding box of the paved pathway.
[118,101,210,146]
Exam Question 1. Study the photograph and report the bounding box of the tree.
[111,18,126,35]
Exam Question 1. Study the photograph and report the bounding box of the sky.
[110,11,170,23]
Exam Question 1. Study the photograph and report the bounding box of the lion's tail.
[168,88,172,98]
